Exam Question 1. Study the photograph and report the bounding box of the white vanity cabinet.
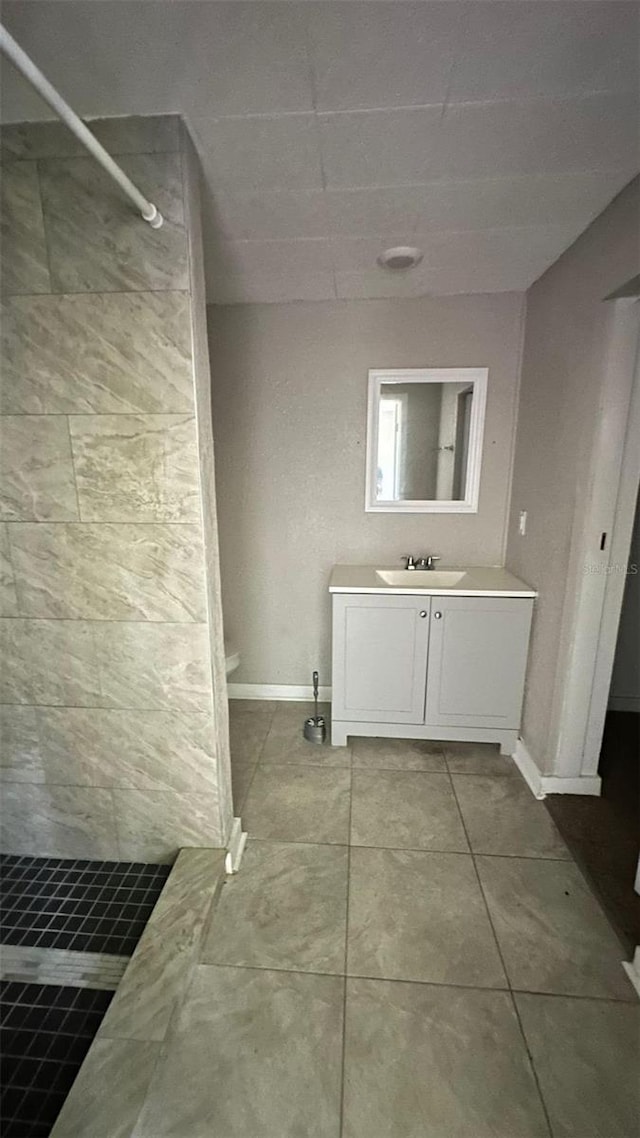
[331,594,431,725]
[330,575,535,753]
[423,595,533,730]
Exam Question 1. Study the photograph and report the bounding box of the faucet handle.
[426,555,441,569]
[402,555,417,570]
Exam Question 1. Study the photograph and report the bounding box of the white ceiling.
[2,1,638,304]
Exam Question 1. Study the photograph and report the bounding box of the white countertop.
[329,565,537,598]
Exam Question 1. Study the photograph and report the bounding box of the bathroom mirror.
[365,368,488,513]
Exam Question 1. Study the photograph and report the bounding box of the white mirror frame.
[365,367,488,513]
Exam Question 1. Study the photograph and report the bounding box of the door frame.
[582,315,640,775]
[550,298,640,782]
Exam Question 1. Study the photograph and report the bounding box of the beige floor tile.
[452,774,571,858]
[230,756,258,814]
[202,840,348,974]
[228,699,278,716]
[343,979,549,1138]
[515,993,640,1138]
[477,856,635,1000]
[242,765,351,844]
[351,770,468,851]
[352,737,446,772]
[228,699,274,811]
[52,1037,160,1138]
[347,847,506,987]
[445,741,517,776]
[261,701,350,767]
[229,710,272,766]
[133,965,343,1138]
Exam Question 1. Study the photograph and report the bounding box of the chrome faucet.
[402,555,441,571]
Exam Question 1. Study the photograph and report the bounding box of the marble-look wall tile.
[0,618,101,706]
[1,291,193,414]
[34,707,219,794]
[68,415,200,522]
[1,782,118,858]
[1,115,180,161]
[0,523,18,615]
[0,705,44,782]
[0,161,51,295]
[182,130,234,841]
[113,788,222,860]
[9,523,207,621]
[0,416,78,521]
[39,153,188,293]
[94,621,212,711]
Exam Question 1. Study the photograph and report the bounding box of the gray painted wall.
[208,293,525,686]
[505,178,639,774]
[0,116,231,857]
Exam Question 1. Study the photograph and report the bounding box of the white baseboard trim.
[622,947,640,999]
[513,738,603,798]
[225,817,247,875]
[608,695,640,713]
[540,774,602,796]
[228,683,332,702]
[513,738,546,799]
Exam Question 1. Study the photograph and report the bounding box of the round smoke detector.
[377,246,423,271]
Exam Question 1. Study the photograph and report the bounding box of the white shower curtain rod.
[0,23,164,229]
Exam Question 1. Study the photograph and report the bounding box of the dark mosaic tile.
[0,854,170,955]
[0,856,172,1134]
[0,982,114,1137]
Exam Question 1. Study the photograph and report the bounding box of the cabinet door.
[332,594,431,723]
[424,596,533,729]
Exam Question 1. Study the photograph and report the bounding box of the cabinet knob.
[434,611,442,619]
[419,610,427,618]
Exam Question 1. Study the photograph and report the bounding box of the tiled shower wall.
[0,115,232,860]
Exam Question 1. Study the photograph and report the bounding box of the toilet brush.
[303,670,327,744]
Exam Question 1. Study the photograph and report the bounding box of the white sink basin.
[376,569,468,589]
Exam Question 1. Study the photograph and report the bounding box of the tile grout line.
[230,703,353,1136]
[338,757,354,1138]
[189,957,636,1004]
[447,770,555,1138]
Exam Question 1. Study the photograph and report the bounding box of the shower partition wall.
[0,114,233,861]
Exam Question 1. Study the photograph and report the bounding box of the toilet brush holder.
[303,716,326,744]
[303,669,327,745]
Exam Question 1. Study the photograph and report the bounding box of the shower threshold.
[0,855,172,1137]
